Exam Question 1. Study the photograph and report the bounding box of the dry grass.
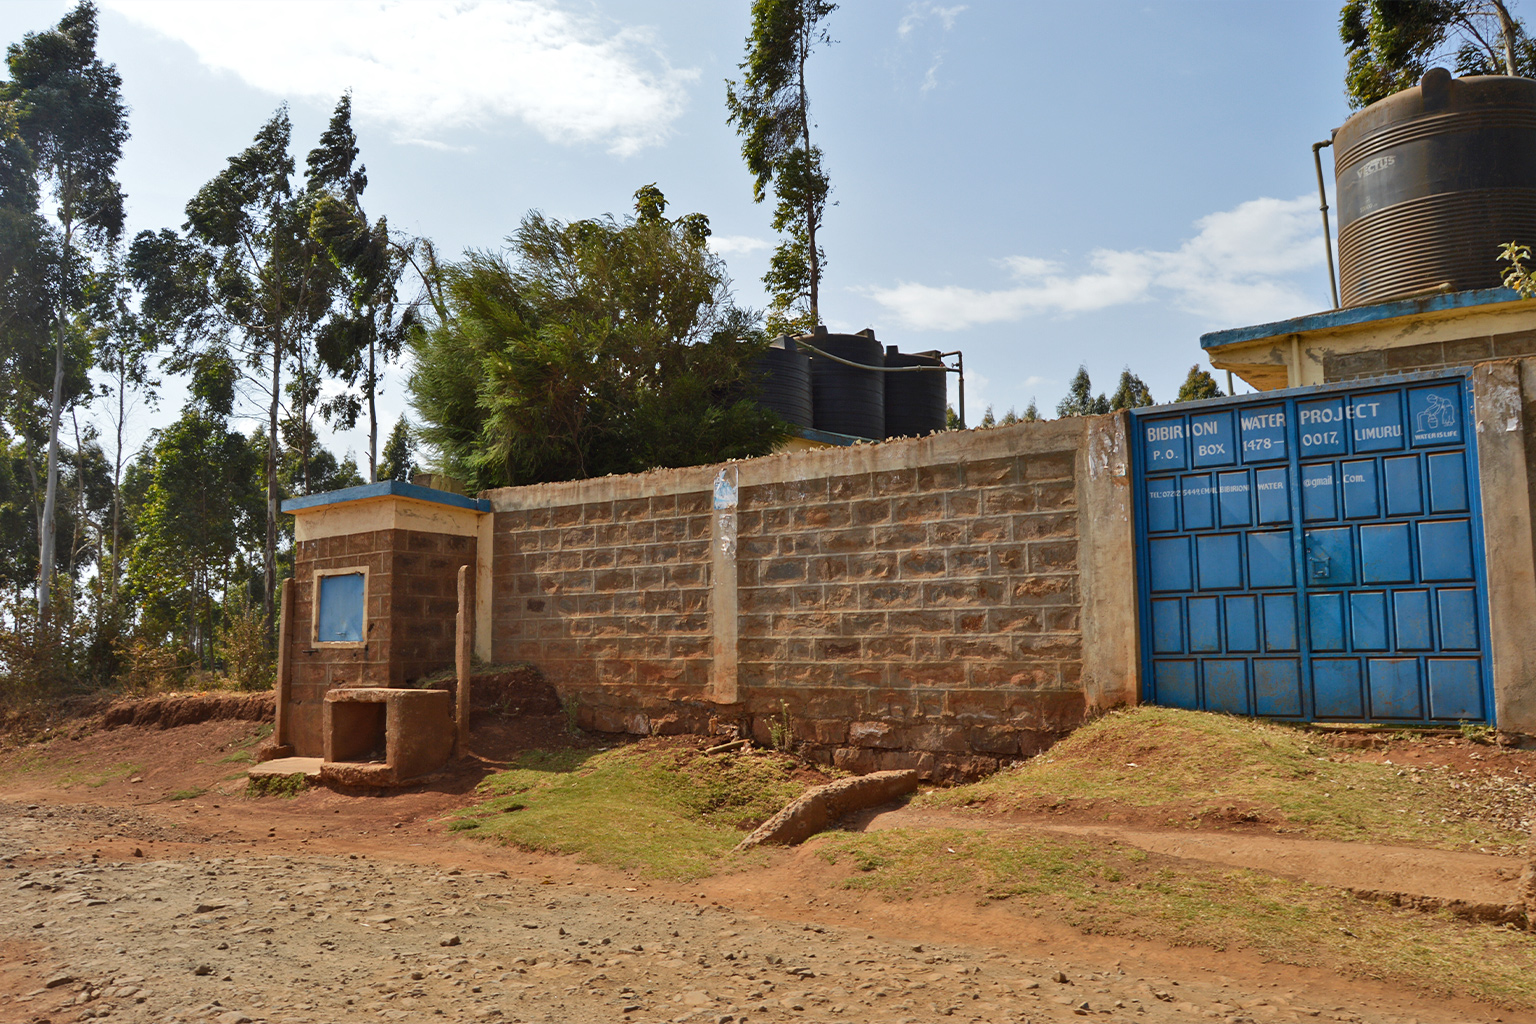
[815,826,1536,1007]
[926,707,1526,853]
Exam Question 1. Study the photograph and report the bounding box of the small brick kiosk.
[276,481,489,758]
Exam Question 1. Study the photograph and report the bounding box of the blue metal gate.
[1131,374,1493,724]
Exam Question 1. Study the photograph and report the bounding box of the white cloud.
[898,3,968,36]
[865,195,1323,331]
[394,137,474,154]
[103,0,696,156]
[1001,255,1061,277]
[708,234,772,258]
[897,2,965,93]
[921,57,942,94]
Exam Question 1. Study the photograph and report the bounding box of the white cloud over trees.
[104,0,696,155]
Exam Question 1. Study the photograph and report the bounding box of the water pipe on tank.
[1312,139,1341,309]
[795,340,966,429]
[941,350,965,430]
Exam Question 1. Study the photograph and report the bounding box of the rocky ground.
[0,707,1530,1024]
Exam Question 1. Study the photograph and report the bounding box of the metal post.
[1312,140,1340,309]
[956,351,966,428]
[938,350,966,428]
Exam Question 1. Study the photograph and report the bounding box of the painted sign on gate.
[1130,376,1490,725]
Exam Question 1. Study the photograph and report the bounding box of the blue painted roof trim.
[1200,286,1526,350]
[280,480,490,514]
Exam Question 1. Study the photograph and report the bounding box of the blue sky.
[2,0,1357,470]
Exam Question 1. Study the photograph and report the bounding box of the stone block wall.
[485,415,1138,779]
[734,445,1085,773]
[490,488,716,723]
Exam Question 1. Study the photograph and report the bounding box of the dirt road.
[0,713,1528,1024]
[0,798,1520,1024]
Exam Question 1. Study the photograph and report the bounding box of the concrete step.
[248,756,324,780]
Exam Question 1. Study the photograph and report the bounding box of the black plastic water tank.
[1334,68,1536,306]
[752,336,814,428]
[805,329,884,440]
[882,346,947,438]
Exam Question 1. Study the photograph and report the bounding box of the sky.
[1,0,1360,474]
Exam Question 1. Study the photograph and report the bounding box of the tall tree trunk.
[264,335,279,628]
[300,348,311,495]
[798,25,820,327]
[110,360,125,606]
[368,325,378,483]
[1494,0,1519,75]
[68,409,88,628]
[39,217,80,632]
[38,305,68,631]
[23,434,41,541]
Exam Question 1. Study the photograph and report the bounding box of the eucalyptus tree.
[87,257,157,605]
[726,0,836,334]
[1108,369,1154,411]
[2,1,128,627]
[308,95,419,482]
[1175,365,1224,403]
[1056,366,1110,417]
[0,100,48,346]
[129,101,346,624]
[1341,0,1535,108]
[125,352,262,667]
[0,440,35,610]
[378,415,416,483]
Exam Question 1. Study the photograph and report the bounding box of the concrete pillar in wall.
[456,565,471,756]
[1473,361,1536,734]
[709,469,740,705]
[475,510,494,664]
[1077,412,1140,710]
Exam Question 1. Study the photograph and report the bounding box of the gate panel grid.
[1131,375,1492,724]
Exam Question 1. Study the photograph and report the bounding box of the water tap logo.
[713,467,738,510]
[1415,394,1456,438]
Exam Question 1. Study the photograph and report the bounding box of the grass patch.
[246,773,307,798]
[56,761,140,789]
[450,745,816,879]
[214,724,272,765]
[167,787,206,801]
[927,707,1520,852]
[815,826,1536,1007]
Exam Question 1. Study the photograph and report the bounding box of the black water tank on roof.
[806,329,884,440]
[1334,68,1536,306]
[883,346,947,438]
[752,336,814,428]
